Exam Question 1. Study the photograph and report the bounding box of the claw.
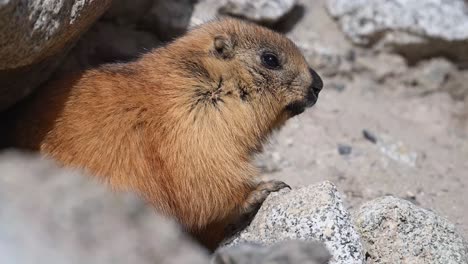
[224,180,291,238]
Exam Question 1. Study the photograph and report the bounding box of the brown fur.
[4,19,322,247]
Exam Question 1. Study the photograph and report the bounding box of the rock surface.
[58,22,161,74]
[224,181,365,264]
[0,151,210,264]
[138,0,196,40]
[402,58,456,96]
[213,240,331,264]
[355,196,468,264]
[105,0,196,41]
[219,0,297,24]
[0,0,111,111]
[326,0,468,63]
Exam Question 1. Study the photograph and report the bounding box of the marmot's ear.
[214,34,234,59]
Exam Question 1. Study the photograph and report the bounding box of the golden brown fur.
[4,19,322,248]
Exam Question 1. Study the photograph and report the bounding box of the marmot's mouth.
[285,68,323,117]
[285,88,320,117]
[285,101,309,117]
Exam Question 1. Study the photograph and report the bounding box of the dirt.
[255,0,468,237]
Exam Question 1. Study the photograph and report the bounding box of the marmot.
[3,19,323,247]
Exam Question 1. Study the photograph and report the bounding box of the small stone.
[337,144,352,155]
[355,196,468,264]
[219,0,297,24]
[362,130,377,144]
[223,181,365,264]
[377,139,418,167]
[285,138,294,147]
[441,69,468,101]
[403,58,456,95]
[330,82,346,92]
[403,192,420,205]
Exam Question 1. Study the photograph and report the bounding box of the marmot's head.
[143,18,322,143]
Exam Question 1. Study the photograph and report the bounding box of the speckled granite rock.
[326,0,468,63]
[0,0,111,111]
[0,150,209,264]
[355,196,468,264]
[213,240,331,264]
[224,181,365,264]
[219,0,297,24]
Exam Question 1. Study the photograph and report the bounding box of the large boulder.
[355,196,468,264]
[326,0,468,64]
[0,0,112,111]
[0,150,210,264]
[223,181,365,264]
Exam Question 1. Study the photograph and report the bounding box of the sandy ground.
[3,0,466,245]
[254,0,468,237]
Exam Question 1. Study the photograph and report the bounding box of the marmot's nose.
[309,68,323,95]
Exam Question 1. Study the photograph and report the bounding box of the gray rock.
[213,240,331,264]
[403,58,456,95]
[0,150,210,264]
[299,42,355,78]
[355,196,468,264]
[0,0,111,111]
[224,181,365,264]
[219,0,297,24]
[442,69,468,101]
[139,0,196,40]
[103,0,195,40]
[376,135,418,168]
[337,144,352,156]
[355,53,408,82]
[59,22,161,73]
[326,0,468,63]
[103,0,153,25]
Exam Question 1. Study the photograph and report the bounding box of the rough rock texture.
[442,69,468,101]
[103,0,153,25]
[0,150,210,264]
[219,0,297,24]
[213,240,331,264]
[0,0,111,111]
[355,196,468,264]
[224,181,365,264]
[104,0,196,41]
[326,0,468,63]
[402,58,456,96]
[58,22,161,74]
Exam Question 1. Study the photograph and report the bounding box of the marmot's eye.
[261,52,281,69]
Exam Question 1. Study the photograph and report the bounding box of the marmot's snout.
[307,67,323,106]
[285,67,323,116]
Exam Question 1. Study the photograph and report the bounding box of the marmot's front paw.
[225,180,290,237]
[242,180,291,214]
